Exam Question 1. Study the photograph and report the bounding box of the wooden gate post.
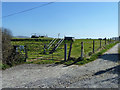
[64,43,67,61]
[93,40,95,53]
[13,45,17,53]
[81,42,84,59]
[24,45,28,62]
[110,38,111,43]
[100,40,101,48]
[105,39,106,45]
[68,43,72,60]
[107,38,109,44]
[43,44,46,54]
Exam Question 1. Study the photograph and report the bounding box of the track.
[1,43,119,88]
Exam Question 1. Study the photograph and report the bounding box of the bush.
[2,28,25,69]
[2,28,12,65]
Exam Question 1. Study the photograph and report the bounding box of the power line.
[2,2,55,18]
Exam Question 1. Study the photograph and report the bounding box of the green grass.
[62,41,118,66]
[119,44,120,53]
[0,61,3,70]
[1,61,25,70]
[67,39,111,58]
[11,38,117,66]
[2,38,117,70]
[12,37,53,40]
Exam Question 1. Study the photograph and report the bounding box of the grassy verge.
[0,62,2,70]
[11,39,110,61]
[26,41,118,66]
[1,54,26,70]
[2,42,118,69]
[118,43,120,61]
[1,61,26,70]
[62,41,119,66]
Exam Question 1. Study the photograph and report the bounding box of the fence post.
[93,40,95,53]
[43,44,46,54]
[64,43,67,61]
[52,53,53,60]
[13,45,17,53]
[110,38,111,43]
[105,38,106,45]
[24,45,28,62]
[68,43,72,60]
[100,40,101,48]
[107,39,109,44]
[13,45,19,53]
[108,38,110,44]
[81,42,84,59]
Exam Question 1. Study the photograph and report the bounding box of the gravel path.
[1,43,119,88]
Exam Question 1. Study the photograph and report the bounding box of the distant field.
[11,38,111,64]
[11,37,53,41]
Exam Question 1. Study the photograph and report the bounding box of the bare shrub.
[2,28,24,68]
[2,28,13,65]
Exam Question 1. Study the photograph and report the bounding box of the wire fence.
[12,39,117,62]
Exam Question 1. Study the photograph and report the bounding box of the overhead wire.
[2,2,55,18]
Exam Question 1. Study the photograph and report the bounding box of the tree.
[2,28,13,65]
[2,28,24,68]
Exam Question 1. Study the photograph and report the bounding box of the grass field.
[0,38,117,70]
[11,38,114,64]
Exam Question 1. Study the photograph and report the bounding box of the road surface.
[1,43,120,88]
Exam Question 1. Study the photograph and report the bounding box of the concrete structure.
[64,37,75,41]
[112,37,119,41]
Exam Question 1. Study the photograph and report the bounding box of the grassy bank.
[26,41,118,65]
[118,43,120,61]
[2,41,118,70]
[1,59,25,70]
[2,38,117,70]
[11,39,110,61]
[62,41,118,66]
